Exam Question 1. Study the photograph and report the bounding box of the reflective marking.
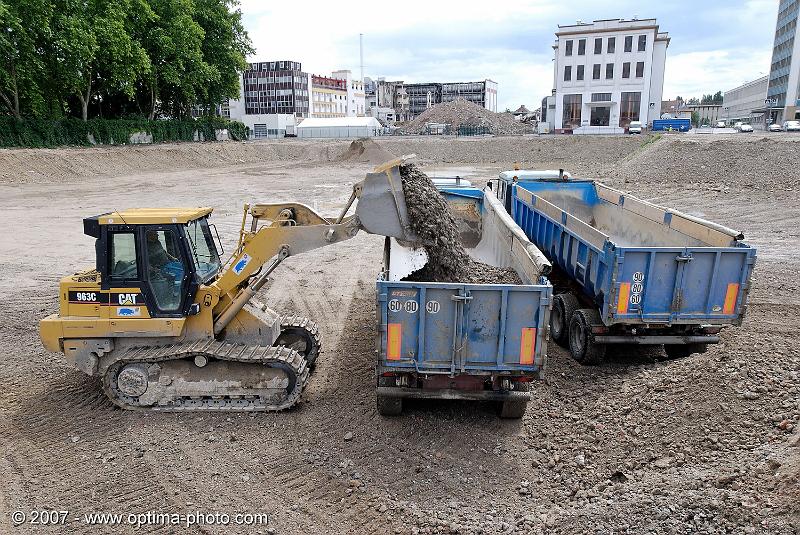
[387,323,402,360]
[617,283,631,314]
[723,283,739,315]
[519,328,537,365]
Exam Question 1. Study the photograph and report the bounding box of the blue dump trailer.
[652,118,691,132]
[375,181,552,417]
[496,170,756,364]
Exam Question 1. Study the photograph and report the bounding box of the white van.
[628,121,643,134]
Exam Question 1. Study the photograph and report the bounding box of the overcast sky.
[239,0,777,110]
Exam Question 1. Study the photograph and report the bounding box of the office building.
[552,18,669,133]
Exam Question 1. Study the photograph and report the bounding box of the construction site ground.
[1,134,798,534]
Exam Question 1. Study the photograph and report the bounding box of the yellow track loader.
[40,158,417,411]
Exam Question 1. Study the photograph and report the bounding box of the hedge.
[0,116,249,148]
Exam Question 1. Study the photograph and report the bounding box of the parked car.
[783,120,800,132]
[734,122,753,133]
[768,123,783,132]
[715,121,727,128]
[628,121,642,134]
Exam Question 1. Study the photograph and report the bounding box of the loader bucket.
[355,157,419,242]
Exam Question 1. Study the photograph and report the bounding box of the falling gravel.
[399,163,521,284]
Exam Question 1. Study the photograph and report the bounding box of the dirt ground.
[0,134,798,534]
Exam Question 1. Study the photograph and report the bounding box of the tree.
[133,0,208,119]
[193,0,253,113]
[691,111,700,127]
[686,97,700,105]
[50,0,151,120]
[0,1,48,118]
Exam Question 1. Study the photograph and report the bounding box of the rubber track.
[279,314,322,366]
[102,339,309,412]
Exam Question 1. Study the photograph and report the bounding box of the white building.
[296,116,382,138]
[722,76,769,125]
[552,18,669,134]
[332,70,366,117]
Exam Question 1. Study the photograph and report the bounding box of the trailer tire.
[663,343,707,360]
[377,394,402,416]
[377,376,402,416]
[568,309,606,365]
[551,293,579,347]
[499,383,530,419]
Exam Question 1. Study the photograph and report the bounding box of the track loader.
[40,157,417,411]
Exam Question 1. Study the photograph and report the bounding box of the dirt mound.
[337,138,396,165]
[399,163,521,284]
[401,98,530,136]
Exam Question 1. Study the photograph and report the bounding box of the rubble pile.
[401,98,531,136]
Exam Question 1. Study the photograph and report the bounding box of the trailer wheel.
[663,343,708,360]
[377,376,402,416]
[498,383,530,419]
[568,309,606,365]
[551,293,579,347]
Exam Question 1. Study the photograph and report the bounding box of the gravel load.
[401,98,531,136]
[399,163,521,284]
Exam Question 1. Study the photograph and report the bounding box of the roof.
[97,208,213,225]
[297,117,382,128]
[513,105,531,114]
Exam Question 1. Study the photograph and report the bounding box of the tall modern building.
[241,60,310,117]
[552,18,669,133]
[767,0,800,122]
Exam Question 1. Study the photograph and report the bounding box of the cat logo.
[118,293,138,305]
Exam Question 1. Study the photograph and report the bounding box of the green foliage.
[0,0,250,121]
[0,117,248,147]
[691,111,701,126]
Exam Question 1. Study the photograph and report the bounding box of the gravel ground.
[0,134,798,534]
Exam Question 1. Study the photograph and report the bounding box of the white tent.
[296,117,382,138]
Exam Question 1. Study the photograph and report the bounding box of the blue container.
[652,118,691,132]
[496,171,756,358]
[375,184,552,417]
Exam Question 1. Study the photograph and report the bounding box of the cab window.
[186,218,221,282]
[109,232,138,279]
[145,229,185,312]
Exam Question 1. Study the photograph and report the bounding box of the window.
[594,38,602,54]
[608,37,616,53]
[578,39,586,55]
[592,64,601,80]
[591,93,611,102]
[622,62,631,78]
[564,66,572,81]
[562,94,582,129]
[576,65,584,81]
[186,218,221,282]
[638,35,647,51]
[636,61,645,77]
[606,63,614,79]
[565,40,573,56]
[110,233,138,279]
[146,229,185,312]
[619,92,641,127]
[624,36,633,52]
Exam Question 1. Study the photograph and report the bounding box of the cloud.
[238,0,780,110]
[663,48,772,98]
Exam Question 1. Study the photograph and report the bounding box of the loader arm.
[209,205,362,334]
[208,155,419,336]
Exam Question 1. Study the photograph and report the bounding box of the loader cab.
[84,208,222,318]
